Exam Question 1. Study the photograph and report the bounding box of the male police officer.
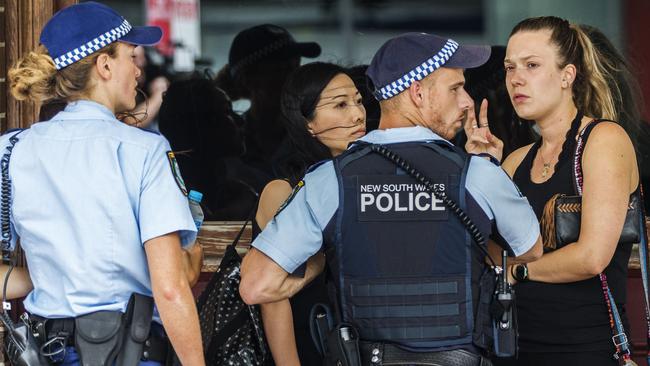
[240,33,543,365]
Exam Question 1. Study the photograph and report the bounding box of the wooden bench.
[197,221,252,272]
[196,220,645,271]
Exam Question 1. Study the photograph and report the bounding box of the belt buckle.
[611,332,629,361]
[612,332,628,347]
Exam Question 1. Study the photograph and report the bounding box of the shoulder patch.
[275,180,304,217]
[167,151,188,196]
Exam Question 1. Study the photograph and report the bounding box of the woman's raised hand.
[464,99,504,163]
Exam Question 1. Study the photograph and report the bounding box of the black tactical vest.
[322,140,494,351]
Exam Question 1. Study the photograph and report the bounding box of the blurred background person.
[121,46,171,130]
[215,24,321,182]
[579,24,650,214]
[158,76,263,220]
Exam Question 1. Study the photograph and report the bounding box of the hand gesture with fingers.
[464,99,504,162]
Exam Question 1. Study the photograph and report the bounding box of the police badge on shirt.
[167,151,188,196]
[357,175,448,221]
[275,180,304,217]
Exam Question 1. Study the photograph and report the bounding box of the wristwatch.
[512,263,529,282]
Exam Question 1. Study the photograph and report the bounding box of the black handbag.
[196,210,270,366]
[543,190,641,250]
[541,119,641,250]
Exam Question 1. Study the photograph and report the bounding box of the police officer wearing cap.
[3,2,204,365]
[240,32,544,366]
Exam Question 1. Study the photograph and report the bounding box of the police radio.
[491,250,517,358]
[0,130,49,366]
[369,144,518,358]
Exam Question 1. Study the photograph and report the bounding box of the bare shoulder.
[256,179,293,230]
[587,121,633,146]
[583,121,636,162]
[583,121,638,191]
[501,143,535,178]
[260,180,293,212]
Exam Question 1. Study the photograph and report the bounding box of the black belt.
[360,342,493,366]
[34,316,169,363]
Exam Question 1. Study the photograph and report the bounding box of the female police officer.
[4,2,204,365]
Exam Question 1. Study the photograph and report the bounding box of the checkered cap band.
[373,39,459,100]
[53,19,132,70]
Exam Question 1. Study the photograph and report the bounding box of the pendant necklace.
[538,144,559,179]
[541,161,551,178]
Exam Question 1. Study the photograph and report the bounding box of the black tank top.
[512,112,632,352]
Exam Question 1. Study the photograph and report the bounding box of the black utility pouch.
[325,324,362,366]
[116,293,154,366]
[473,268,496,351]
[309,303,333,357]
[74,311,124,366]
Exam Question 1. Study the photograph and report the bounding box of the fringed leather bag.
[541,191,641,250]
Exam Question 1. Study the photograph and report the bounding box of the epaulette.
[2,128,26,136]
[305,159,330,174]
[137,127,161,135]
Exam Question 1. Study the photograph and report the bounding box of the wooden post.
[0,2,77,362]
[2,0,77,132]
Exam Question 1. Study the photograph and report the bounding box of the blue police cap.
[40,1,162,70]
[366,33,491,101]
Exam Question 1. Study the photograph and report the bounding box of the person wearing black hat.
[217,24,321,182]
[240,32,542,365]
[5,2,204,365]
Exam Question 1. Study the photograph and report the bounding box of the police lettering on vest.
[323,141,494,351]
[358,175,448,221]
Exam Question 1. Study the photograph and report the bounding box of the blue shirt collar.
[356,126,451,145]
[53,100,116,121]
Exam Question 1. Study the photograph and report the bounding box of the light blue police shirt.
[253,126,540,273]
[0,100,197,318]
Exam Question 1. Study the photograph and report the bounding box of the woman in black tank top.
[493,17,642,366]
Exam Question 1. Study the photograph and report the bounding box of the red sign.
[146,0,173,56]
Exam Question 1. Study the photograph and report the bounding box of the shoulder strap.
[229,201,257,251]
[637,188,650,365]
[572,119,610,195]
[336,142,374,170]
[574,119,648,363]
[421,141,467,169]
